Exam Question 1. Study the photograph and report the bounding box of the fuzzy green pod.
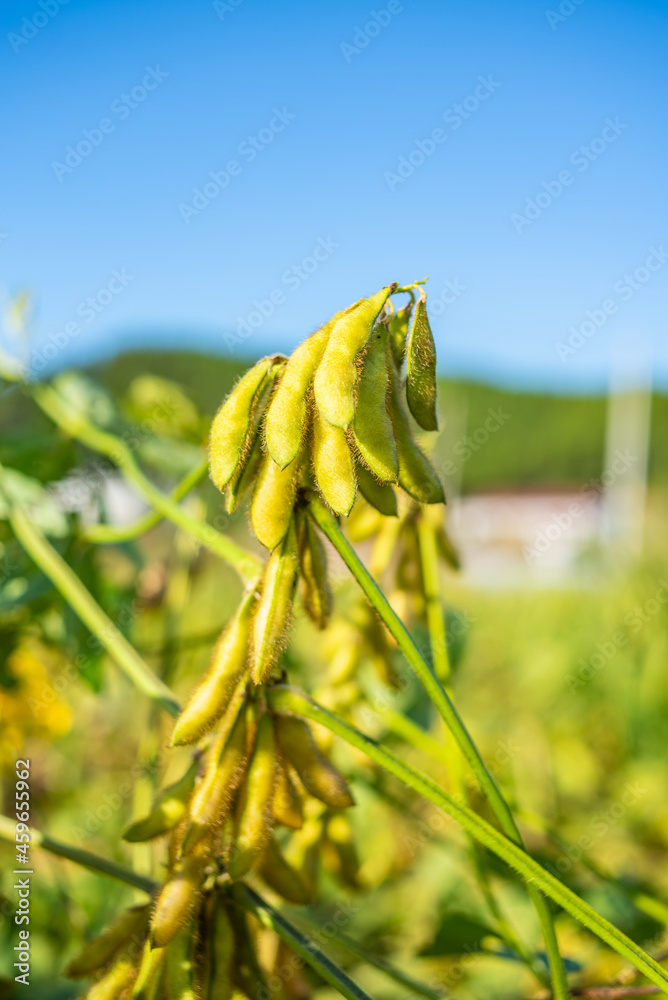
[65,904,150,978]
[387,358,445,504]
[171,591,254,746]
[312,408,356,515]
[258,835,312,904]
[388,301,412,366]
[297,512,332,629]
[355,462,398,517]
[250,519,299,685]
[150,856,205,949]
[86,958,136,1000]
[209,356,276,492]
[273,762,304,829]
[323,813,361,889]
[132,941,166,999]
[228,712,278,878]
[228,896,269,999]
[165,924,196,1000]
[264,325,330,469]
[353,325,398,482]
[251,448,300,550]
[284,814,323,900]
[405,294,438,431]
[313,286,395,428]
[201,898,234,1000]
[225,373,277,513]
[123,761,198,843]
[183,696,250,851]
[273,713,354,809]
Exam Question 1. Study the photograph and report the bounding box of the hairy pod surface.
[313,287,394,428]
[405,294,438,431]
[388,302,412,367]
[273,713,354,809]
[171,591,254,746]
[323,813,361,889]
[65,904,150,978]
[85,958,136,999]
[132,941,166,999]
[184,697,250,851]
[285,814,323,899]
[264,324,331,469]
[355,461,398,517]
[251,448,300,550]
[258,835,313,904]
[228,896,269,998]
[250,519,299,685]
[297,509,332,628]
[312,408,356,515]
[225,378,272,514]
[202,898,234,1000]
[123,761,199,842]
[272,761,304,828]
[228,712,278,878]
[150,856,205,949]
[387,358,445,504]
[165,923,196,1000]
[209,356,276,491]
[352,325,399,482]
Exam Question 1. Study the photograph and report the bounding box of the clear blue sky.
[1,0,666,390]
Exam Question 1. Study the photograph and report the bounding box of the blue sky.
[1,0,666,390]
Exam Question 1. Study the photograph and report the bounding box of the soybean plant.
[3,281,668,999]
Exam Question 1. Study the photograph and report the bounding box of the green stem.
[0,815,156,894]
[267,685,668,994]
[416,517,548,987]
[240,885,373,1000]
[81,457,208,544]
[30,383,262,582]
[309,498,569,998]
[7,504,181,717]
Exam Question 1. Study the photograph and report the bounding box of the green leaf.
[419,911,499,956]
[0,468,68,537]
[52,372,118,428]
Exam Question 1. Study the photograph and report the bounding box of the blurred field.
[1,354,667,997]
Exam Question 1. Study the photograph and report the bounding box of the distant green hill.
[3,349,666,494]
[93,349,667,493]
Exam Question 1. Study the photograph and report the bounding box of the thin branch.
[0,815,156,894]
[30,382,263,582]
[266,684,668,995]
[81,456,208,544]
[308,497,570,998]
[7,504,181,716]
[240,885,373,1000]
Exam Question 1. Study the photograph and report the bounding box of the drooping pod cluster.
[209,283,444,552]
[66,693,355,997]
